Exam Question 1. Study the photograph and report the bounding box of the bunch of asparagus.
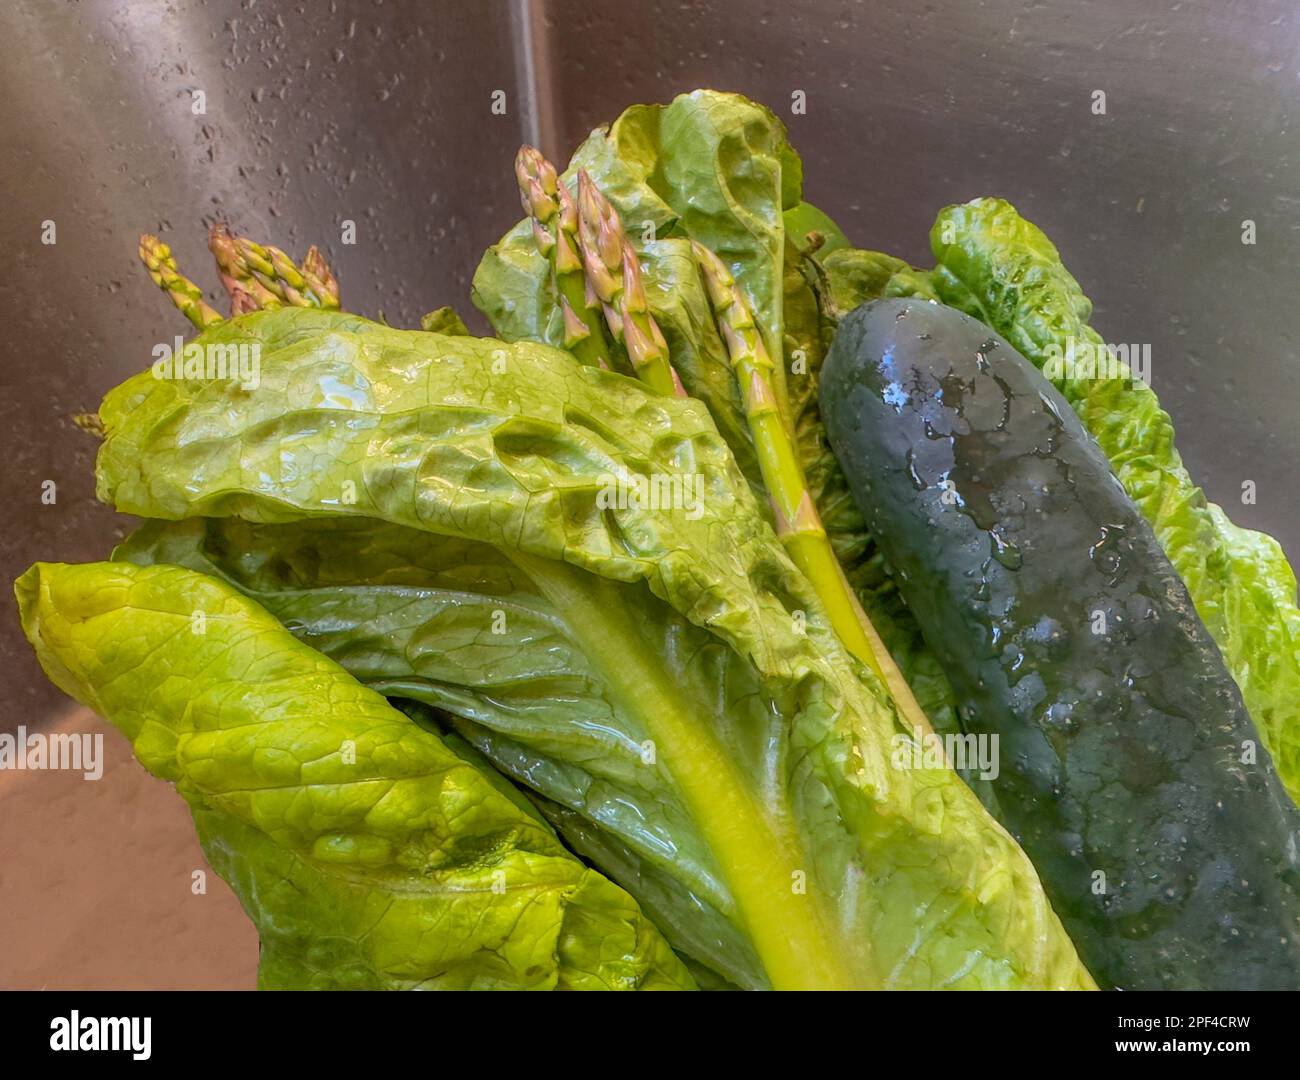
[515,148,684,397]
[138,226,339,330]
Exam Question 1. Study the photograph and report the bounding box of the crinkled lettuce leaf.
[820,248,940,314]
[114,516,767,988]
[93,306,1093,989]
[929,197,1300,801]
[16,560,692,990]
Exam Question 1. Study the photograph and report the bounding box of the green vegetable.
[514,146,612,369]
[821,297,1300,989]
[691,239,934,741]
[929,197,1300,802]
[784,201,851,256]
[572,169,686,396]
[819,248,939,315]
[113,516,770,988]
[138,234,223,329]
[209,223,340,315]
[515,147,688,393]
[92,305,1093,990]
[419,306,470,335]
[16,560,693,990]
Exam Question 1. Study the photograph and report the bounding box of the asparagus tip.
[301,244,340,308]
[516,146,558,222]
[138,233,223,330]
[207,225,339,312]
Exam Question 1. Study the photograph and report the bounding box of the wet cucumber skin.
[821,297,1300,990]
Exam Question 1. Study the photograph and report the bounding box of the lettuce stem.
[507,549,874,990]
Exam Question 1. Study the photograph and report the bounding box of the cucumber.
[820,297,1300,990]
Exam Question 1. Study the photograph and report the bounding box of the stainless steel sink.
[2,0,1296,988]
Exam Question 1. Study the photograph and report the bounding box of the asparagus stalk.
[515,147,611,370]
[573,170,685,397]
[138,235,223,330]
[692,240,934,733]
[208,223,340,314]
[300,245,340,307]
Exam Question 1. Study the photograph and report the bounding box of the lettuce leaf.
[16,560,693,990]
[785,201,851,256]
[92,306,1093,989]
[114,516,768,988]
[929,197,1300,802]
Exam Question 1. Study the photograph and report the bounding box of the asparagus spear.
[515,147,610,370]
[208,224,274,313]
[692,240,934,732]
[138,235,224,330]
[300,245,340,307]
[208,223,340,314]
[573,170,685,397]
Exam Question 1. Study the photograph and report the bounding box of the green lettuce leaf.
[16,560,693,990]
[819,248,940,314]
[114,516,767,988]
[929,197,1300,801]
[93,306,1093,989]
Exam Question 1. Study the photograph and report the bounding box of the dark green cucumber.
[820,297,1300,990]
